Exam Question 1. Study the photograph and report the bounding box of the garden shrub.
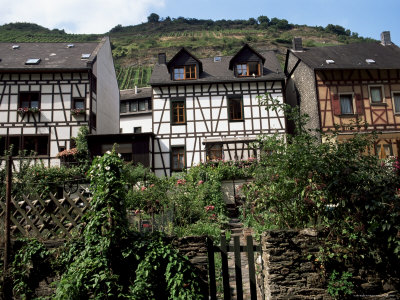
[242,94,400,282]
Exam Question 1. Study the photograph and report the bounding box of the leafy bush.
[243,94,400,277]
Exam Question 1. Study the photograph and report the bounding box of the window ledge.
[171,123,187,126]
[121,111,152,116]
[370,102,387,106]
[229,119,244,122]
[339,114,358,118]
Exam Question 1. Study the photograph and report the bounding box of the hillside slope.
[0,18,373,89]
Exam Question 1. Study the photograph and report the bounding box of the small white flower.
[105,166,110,170]
[118,153,122,158]
[97,164,101,168]
[106,151,111,154]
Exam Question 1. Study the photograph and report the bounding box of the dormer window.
[236,62,261,77]
[173,65,196,80]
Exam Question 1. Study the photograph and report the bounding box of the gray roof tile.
[150,51,284,85]
[120,87,152,101]
[0,41,102,71]
[291,42,400,70]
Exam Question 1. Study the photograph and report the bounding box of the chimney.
[134,85,138,94]
[292,37,303,51]
[158,53,166,64]
[381,31,391,46]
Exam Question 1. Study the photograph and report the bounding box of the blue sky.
[0,0,399,44]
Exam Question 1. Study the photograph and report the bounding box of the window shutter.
[332,94,341,115]
[355,94,363,115]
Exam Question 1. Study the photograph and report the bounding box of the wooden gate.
[207,234,263,300]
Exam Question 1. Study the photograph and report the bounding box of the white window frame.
[368,85,385,104]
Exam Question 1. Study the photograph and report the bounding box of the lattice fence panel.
[0,192,90,240]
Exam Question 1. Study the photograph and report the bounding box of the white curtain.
[340,95,353,114]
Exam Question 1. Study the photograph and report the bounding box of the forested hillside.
[0,15,373,89]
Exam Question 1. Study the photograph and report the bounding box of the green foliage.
[130,233,205,299]
[243,93,400,277]
[71,125,91,172]
[0,152,82,200]
[11,238,51,299]
[51,150,205,299]
[55,149,128,299]
[327,270,354,299]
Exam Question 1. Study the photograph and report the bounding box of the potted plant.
[17,107,41,116]
[71,108,85,116]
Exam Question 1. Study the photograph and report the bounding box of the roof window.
[81,53,91,59]
[214,56,221,62]
[12,45,20,50]
[366,58,376,64]
[25,58,41,65]
[67,44,75,48]
[326,59,335,64]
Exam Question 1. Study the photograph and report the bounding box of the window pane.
[174,68,184,80]
[36,136,49,155]
[340,95,353,114]
[130,101,138,112]
[229,98,243,120]
[185,65,196,79]
[172,147,185,170]
[237,64,247,76]
[207,144,222,161]
[120,102,127,113]
[139,100,146,111]
[9,137,20,156]
[19,92,40,108]
[248,62,260,76]
[74,99,85,109]
[371,87,382,103]
[394,93,400,113]
[172,100,185,124]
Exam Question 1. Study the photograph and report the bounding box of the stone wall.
[262,229,400,300]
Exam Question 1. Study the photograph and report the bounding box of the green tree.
[147,13,160,23]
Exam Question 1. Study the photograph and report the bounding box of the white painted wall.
[120,114,152,133]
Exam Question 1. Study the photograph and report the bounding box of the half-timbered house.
[0,37,119,166]
[150,45,286,176]
[285,32,400,156]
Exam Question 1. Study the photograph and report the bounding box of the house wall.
[152,81,285,177]
[120,113,152,133]
[286,52,320,135]
[0,71,90,166]
[316,69,400,156]
[92,37,119,135]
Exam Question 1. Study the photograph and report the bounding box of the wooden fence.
[0,192,89,241]
[207,234,263,300]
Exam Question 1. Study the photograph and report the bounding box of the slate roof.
[290,42,400,70]
[150,51,284,86]
[0,39,105,71]
[120,87,152,101]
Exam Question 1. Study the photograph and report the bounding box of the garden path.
[227,218,263,300]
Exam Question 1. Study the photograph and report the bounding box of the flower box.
[71,108,86,116]
[17,107,40,116]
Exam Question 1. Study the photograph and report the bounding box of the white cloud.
[0,0,165,33]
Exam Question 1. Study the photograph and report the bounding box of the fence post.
[3,155,12,298]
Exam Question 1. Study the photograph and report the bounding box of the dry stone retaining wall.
[261,229,400,300]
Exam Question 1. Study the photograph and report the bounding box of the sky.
[0,0,399,45]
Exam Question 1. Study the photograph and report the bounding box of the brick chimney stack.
[292,37,303,51]
[158,53,167,64]
[381,31,392,46]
